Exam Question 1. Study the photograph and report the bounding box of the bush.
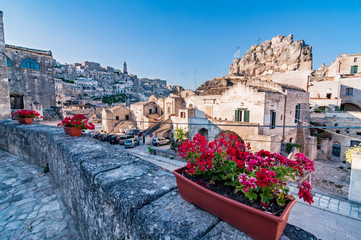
[285,143,301,154]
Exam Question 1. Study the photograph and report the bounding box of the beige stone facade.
[102,106,134,133]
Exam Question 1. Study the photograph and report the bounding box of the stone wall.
[0,121,317,240]
[349,152,361,203]
[0,11,11,120]
[0,121,246,239]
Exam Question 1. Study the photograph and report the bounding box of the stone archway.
[312,106,333,113]
[215,130,243,142]
[341,103,361,111]
[198,128,208,140]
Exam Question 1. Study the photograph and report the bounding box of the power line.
[100,118,361,129]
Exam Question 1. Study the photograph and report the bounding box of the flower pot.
[17,118,33,124]
[173,166,296,240]
[63,127,82,137]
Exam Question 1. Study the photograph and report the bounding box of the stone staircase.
[143,117,172,137]
[43,108,61,121]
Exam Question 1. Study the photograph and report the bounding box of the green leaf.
[222,173,233,181]
[245,190,258,201]
[277,192,286,206]
[260,189,273,203]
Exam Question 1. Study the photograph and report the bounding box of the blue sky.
[1,0,360,89]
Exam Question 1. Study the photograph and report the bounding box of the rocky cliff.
[228,34,312,77]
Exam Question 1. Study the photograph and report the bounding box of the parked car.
[152,137,171,147]
[124,138,140,148]
[105,134,117,142]
[95,134,105,140]
[119,135,133,145]
[126,129,140,136]
[109,135,120,144]
[100,134,111,142]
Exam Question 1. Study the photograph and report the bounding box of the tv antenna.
[257,37,261,45]
[234,46,241,59]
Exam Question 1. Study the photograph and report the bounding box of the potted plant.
[173,134,315,240]
[12,109,42,124]
[57,114,95,137]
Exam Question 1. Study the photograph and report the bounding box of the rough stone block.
[132,190,219,239]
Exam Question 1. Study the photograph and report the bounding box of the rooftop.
[5,44,52,56]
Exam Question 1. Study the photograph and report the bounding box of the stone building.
[130,100,163,130]
[0,11,55,116]
[102,106,134,133]
[309,53,361,111]
[174,79,310,153]
[5,45,55,111]
[310,111,361,161]
[0,11,11,120]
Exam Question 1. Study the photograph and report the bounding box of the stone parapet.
[0,121,316,239]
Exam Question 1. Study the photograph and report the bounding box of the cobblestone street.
[0,150,80,240]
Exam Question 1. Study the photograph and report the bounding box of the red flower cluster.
[255,168,278,188]
[298,181,314,205]
[179,133,315,206]
[57,114,95,130]
[12,109,42,119]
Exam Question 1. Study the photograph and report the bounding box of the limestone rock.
[228,34,312,77]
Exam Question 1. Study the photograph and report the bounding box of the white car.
[152,137,171,147]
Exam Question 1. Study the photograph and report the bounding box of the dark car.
[95,134,104,140]
[124,138,140,148]
[100,134,111,142]
[109,135,121,144]
[104,134,117,142]
[152,137,171,147]
[126,129,140,136]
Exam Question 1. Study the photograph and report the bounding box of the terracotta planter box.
[173,166,296,240]
[17,118,33,124]
[63,127,82,137]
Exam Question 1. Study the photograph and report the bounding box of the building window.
[6,56,11,67]
[326,93,332,99]
[125,115,129,120]
[10,94,24,109]
[295,104,301,123]
[149,109,152,115]
[21,59,40,70]
[354,57,358,63]
[180,112,186,118]
[115,116,119,120]
[345,88,353,96]
[351,65,358,74]
[270,110,276,129]
[357,132,361,136]
[235,108,249,122]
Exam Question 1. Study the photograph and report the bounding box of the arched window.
[6,56,12,67]
[21,59,40,70]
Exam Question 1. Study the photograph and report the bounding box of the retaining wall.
[0,121,315,240]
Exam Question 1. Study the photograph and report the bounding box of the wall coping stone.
[0,120,317,239]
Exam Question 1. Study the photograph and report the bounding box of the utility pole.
[194,69,197,90]
[257,37,261,45]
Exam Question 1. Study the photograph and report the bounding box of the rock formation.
[228,34,312,77]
